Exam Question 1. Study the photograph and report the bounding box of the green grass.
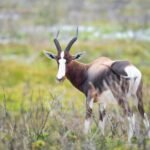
[0,39,150,149]
[0,43,32,56]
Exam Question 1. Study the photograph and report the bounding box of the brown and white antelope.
[44,28,149,142]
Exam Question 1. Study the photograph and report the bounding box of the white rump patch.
[125,65,142,96]
[57,51,66,80]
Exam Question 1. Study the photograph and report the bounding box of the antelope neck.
[66,61,88,92]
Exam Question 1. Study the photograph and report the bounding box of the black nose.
[57,77,65,82]
[57,78,62,82]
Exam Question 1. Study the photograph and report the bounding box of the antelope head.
[44,28,84,82]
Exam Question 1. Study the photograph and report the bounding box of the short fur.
[44,29,149,142]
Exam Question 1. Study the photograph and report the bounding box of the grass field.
[0,38,150,149]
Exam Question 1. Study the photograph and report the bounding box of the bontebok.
[44,28,149,142]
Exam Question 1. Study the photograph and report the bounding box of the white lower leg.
[128,114,136,142]
[99,118,106,135]
[89,98,94,109]
[132,114,136,131]
[84,119,91,134]
[99,103,106,135]
[143,113,149,129]
[84,97,94,134]
[143,113,150,137]
[128,119,133,142]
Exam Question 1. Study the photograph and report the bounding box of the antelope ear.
[73,52,85,60]
[43,50,56,59]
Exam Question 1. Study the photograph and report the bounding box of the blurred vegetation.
[0,0,150,149]
[0,38,150,149]
[0,0,150,43]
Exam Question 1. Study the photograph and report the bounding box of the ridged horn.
[54,30,61,52]
[65,27,78,52]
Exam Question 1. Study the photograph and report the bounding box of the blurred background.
[0,0,150,44]
[0,0,150,149]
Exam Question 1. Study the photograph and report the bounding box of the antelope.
[44,28,149,142]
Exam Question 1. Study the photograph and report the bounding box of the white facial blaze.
[57,51,66,80]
